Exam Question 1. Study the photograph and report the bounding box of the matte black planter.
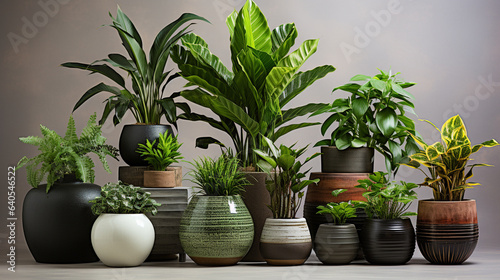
[23,176,101,263]
[119,124,173,166]
[320,147,374,173]
[360,219,415,265]
[314,223,359,265]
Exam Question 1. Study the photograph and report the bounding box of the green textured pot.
[179,195,254,266]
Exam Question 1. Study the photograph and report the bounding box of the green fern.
[17,113,119,192]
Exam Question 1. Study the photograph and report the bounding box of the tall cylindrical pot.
[119,124,173,166]
[320,146,374,173]
[241,172,272,262]
[260,218,312,265]
[91,213,155,267]
[314,223,359,265]
[360,218,415,265]
[179,195,254,266]
[22,177,100,263]
[417,199,478,265]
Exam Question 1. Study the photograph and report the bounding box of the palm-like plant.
[171,0,335,168]
[62,7,209,127]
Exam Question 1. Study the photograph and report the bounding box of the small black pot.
[23,176,101,263]
[119,124,173,166]
[314,223,359,265]
[360,218,415,265]
[320,147,374,173]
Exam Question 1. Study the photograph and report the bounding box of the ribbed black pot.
[360,219,415,265]
[119,124,173,166]
[23,175,101,263]
[314,223,359,265]
[321,147,374,173]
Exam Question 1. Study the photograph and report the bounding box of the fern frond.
[19,136,42,146]
[64,115,78,144]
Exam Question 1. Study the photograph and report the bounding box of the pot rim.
[265,217,307,221]
[98,213,148,217]
[123,123,172,127]
[419,199,476,203]
[320,146,374,151]
[320,223,356,227]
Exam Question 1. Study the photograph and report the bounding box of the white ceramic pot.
[260,218,312,265]
[91,214,155,267]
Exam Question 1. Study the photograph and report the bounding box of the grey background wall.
[1,0,499,256]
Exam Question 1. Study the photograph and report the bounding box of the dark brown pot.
[303,172,368,242]
[241,172,272,262]
[320,146,374,173]
[143,170,176,188]
[416,199,478,265]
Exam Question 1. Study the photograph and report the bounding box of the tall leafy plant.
[314,70,419,175]
[171,0,335,168]
[254,136,320,219]
[17,114,119,192]
[62,7,209,126]
[405,115,498,201]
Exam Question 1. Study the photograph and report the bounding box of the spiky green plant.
[189,155,250,196]
[16,114,119,192]
[136,132,183,171]
[89,182,161,215]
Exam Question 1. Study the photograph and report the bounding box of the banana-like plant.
[171,0,335,168]
[62,7,209,127]
[405,115,498,201]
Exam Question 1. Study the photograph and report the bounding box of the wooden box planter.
[119,166,183,187]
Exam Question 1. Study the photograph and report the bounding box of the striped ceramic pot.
[260,218,312,265]
[314,223,359,265]
[179,195,254,266]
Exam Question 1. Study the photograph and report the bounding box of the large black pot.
[119,124,173,166]
[360,218,415,265]
[23,175,101,263]
[321,147,374,173]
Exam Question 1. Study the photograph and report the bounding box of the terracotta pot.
[179,195,254,266]
[416,199,478,265]
[321,147,374,173]
[143,170,176,188]
[91,214,155,267]
[314,223,359,265]
[260,218,312,265]
[241,172,273,262]
[360,218,415,265]
[119,166,182,187]
[303,172,368,242]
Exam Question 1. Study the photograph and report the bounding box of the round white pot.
[91,213,155,267]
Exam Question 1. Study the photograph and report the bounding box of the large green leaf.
[376,107,397,137]
[472,139,499,153]
[73,83,122,112]
[179,64,232,97]
[265,66,297,99]
[352,98,369,118]
[115,6,142,47]
[278,103,327,126]
[61,62,125,87]
[278,39,318,69]
[237,48,267,90]
[226,10,238,38]
[273,122,319,141]
[241,0,272,53]
[183,42,234,83]
[280,65,335,107]
[271,23,298,62]
[112,25,148,78]
[107,54,136,72]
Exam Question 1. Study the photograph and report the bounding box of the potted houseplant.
[179,155,254,266]
[315,189,360,265]
[16,114,118,263]
[62,7,208,166]
[171,0,335,260]
[254,136,320,265]
[136,131,183,188]
[405,114,498,264]
[313,69,419,174]
[355,172,418,265]
[89,182,161,267]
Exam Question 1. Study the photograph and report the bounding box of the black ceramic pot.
[314,223,359,265]
[119,124,173,166]
[360,218,415,265]
[320,147,374,173]
[23,175,101,263]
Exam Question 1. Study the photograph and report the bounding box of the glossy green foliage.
[17,114,119,192]
[355,171,418,219]
[89,182,161,215]
[171,0,335,168]
[62,7,209,126]
[314,69,419,175]
[405,115,498,201]
[136,132,183,171]
[316,189,360,225]
[254,136,320,218]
